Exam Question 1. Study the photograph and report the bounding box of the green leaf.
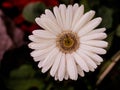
[7,79,44,90]
[22,2,46,23]
[116,25,120,37]
[98,6,113,29]
[10,64,35,78]
[7,64,45,90]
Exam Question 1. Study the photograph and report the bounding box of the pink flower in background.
[0,13,13,60]
[0,10,24,60]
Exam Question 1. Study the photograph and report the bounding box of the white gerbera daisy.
[28,4,108,81]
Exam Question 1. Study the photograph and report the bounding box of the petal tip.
[103,28,106,31]
[35,17,40,22]
[74,3,79,6]
[97,17,102,22]
[59,4,66,7]
[28,35,32,40]
[80,4,84,8]
[30,52,34,57]
[89,10,95,15]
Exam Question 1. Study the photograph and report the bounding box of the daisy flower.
[28,4,108,81]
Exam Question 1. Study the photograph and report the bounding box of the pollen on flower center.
[56,31,80,53]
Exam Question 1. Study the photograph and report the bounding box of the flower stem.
[96,50,120,85]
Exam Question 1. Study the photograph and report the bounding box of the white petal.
[64,73,69,80]
[50,52,62,77]
[40,18,62,33]
[28,35,41,42]
[73,3,79,12]
[58,53,65,81]
[33,53,48,62]
[40,14,45,18]
[41,47,59,67]
[28,40,54,50]
[54,72,59,81]
[81,49,103,63]
[30,44,55,57]
[35,18,61,35]
[59,4,66,29]
[77,65,85,77]
[88,65,95,72]
[80,44,107,55]
[64,54,69,80]
[38,60,44,68]
[66,54,78,80]
[80,40,108,48]
[87,28,106,35]
[78,17,102,37]
[41,48,59,73]
[72,52,89,72]
[77,49,97,69]
[35,17,45,28]
[80,33,107,41]
[41,56,55,73]
[71,5,84,29]
[65,5,73,30]
[32,30,56,38]
[95,62,101,65]
[45,9,56,22]
[73,10,95,32]
[41,12,57,26]
[53,6,63,29]
[28,35,52,43]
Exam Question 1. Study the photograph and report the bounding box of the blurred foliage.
[10,64,35,78]
[22,2,46,23]
[0,0,120,90]
[6,65,44,90]
[98,6,113,29]
[7,79,44,90]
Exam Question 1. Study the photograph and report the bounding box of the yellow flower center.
[56,31,80,53]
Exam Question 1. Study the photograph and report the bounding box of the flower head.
[28,4,108,81]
